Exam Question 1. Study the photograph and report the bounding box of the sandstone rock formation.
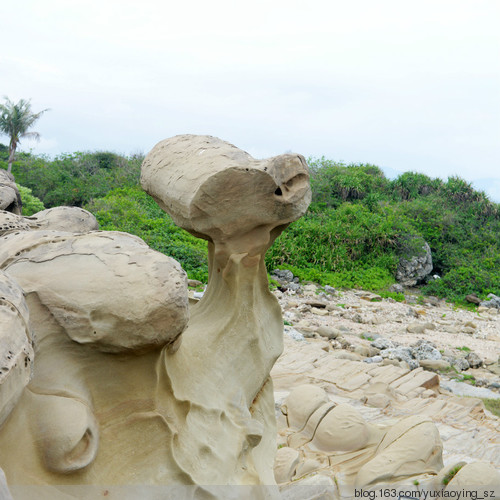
[0,206,98,236]
[0,135,311,497]
[0,170,21,215]
[0,270,33,427]
[28,206,99,232]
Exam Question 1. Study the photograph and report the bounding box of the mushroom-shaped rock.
[30,206,99,233]
[141,134,311,245]
[0,270,34,426]
[0,171,21,215]
[0,230,189,352]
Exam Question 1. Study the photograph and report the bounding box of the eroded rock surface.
[0,270,33,426]
[0,135,311,496]
[0,171,21,215]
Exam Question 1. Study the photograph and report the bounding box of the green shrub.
[17,184,45,216]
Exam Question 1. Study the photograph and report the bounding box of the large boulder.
[29,206,99,233]
[0,230,189,352]
[0,170,21,215]
[396,236,433,286]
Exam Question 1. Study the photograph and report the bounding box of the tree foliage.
[2,149,498,304]
[0,97,48,173]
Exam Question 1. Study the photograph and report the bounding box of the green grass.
[442,465,464,485]
[482,398,500,417]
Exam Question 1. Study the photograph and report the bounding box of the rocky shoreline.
[268,271,499,494]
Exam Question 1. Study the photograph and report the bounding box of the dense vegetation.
[2,148,499,305]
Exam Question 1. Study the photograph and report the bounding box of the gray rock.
[323,285,336,294]
[370,338,395,350]
[272,269,294,282]
[412,343,442,361]
[452,357,470,371]
[441,380,500,399]
[287,282,301,292]
[389,283,404,293]
[395,238,433,286]
[364,355,383,364]
[465,351,483,368]
[407,359,420,370]
[480,294,500,309]
[381,346,413,365]
[284,327,305,342]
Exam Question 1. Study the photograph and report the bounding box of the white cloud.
[1,0,498,189]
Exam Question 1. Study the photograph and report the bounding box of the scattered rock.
[311,308,329,316]
[412,342,442,361]
[284,327,306,342]
[407,323,426,334]
[465,351,483,369]
[465,294,481,305]
[304,300,326,309]
[480,293,500,309]
[419,359,451,372]
[187,279,203,287]
[451,357,470,371]
[371,338,395,350]
[364,355,383,364]
[389,284,404,294]
[315,326,340,340]
[360,292,382,302]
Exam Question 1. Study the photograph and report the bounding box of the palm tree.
[0,97,49,173]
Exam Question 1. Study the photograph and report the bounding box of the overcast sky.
[2,0,500,201]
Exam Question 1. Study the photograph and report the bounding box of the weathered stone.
[395,238,433,286]
[445,461,500,489]
[315,326,340,339]
[364,355,383,364]
[311,307,329,316]
[465,352,483,368]
[0,230,189,353]
[0,210,34,235]
[0,270,34,426]
[465,294,481,305]
[312,403,370,452]
[356,415,443,487]
[371,338,395,350]
[452,357,470,371]
[282,384,330,431]
[407,323,426,334]
[31,206,98,232]
[480,294,500,309]
[412,342,442,361]
[419,359,451,372]
[0,135,312,489]
[274,447,300,484]
[0,170,21,215]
